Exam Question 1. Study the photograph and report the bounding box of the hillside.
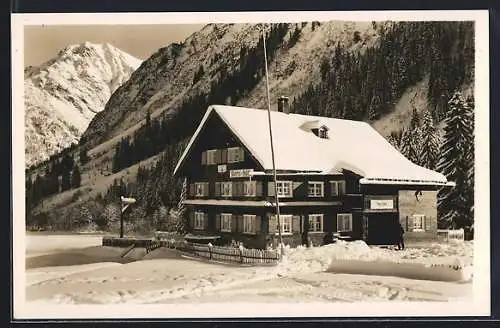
[81,22,376,149]
[24,42,142,167]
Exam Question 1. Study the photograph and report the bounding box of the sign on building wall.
[370,199,394,210]
[218,164,227,173]
[230,168,254,178]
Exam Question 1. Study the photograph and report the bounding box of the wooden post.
[120,204,124,238]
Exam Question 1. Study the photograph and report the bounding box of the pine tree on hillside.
[436,91,474,229]
[410,107,421,129]
[72,165,82,188]
[419,110,440,170]
[61,169,71,192]
[400,127,422,165]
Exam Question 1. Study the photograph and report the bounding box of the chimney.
[277,96,290,114]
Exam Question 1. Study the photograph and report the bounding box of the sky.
[24,24,204,67]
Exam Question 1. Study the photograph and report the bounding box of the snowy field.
[25,233,473,305]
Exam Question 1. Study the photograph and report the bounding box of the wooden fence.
[437,229,465,242]
[162,240,280,265]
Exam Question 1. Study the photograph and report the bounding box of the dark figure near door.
[397,222,405,250]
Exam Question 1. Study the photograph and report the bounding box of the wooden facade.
[175,110,442,249]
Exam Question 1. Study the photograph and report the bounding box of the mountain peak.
[25,43,142,167]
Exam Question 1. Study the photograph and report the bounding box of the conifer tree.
[419,109,440,170]
[436,91,474,229]
[72,165,82,188]
[400,127,422,165]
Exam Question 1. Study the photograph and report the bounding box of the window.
[308,182,324,197]
[243,214,256,234]
[195,182,208,197]
[221,213,232,232]
[221,182,232,197]
[206,149,217,164]
[412,214,425,231]
[276,181,293,197]
[330,180,346,196]
[243,181,256,197]
[194,212,205,230]
[308,214,323,232]
[227,147,244,163]
[273,215,292,234]
[337,213,353,232]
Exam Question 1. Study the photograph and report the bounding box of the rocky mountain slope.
[24,42,142,167]
[81,22,377,149]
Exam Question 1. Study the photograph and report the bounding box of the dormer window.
[318,126,329,139]
[311,125,329,139]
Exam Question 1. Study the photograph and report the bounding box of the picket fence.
[437,228,465,242]
[155,239,280,265]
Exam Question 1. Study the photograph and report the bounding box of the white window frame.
[221,182,232,197]
[221,213,232,232]
[276,181,293,198]
[243,181,256,197]
[194,212,205,230]
[308,181,324,197]
[227,147,243,163]
[243,214,256,234]
[330,180,346,197]
[308,214,324,233]
[274,214,293,235]
[337,213,353,232]
[195,182,206,197]
[206,149,217,165]
[412,214,425,232]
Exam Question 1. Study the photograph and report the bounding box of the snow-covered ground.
[25,234,473,305]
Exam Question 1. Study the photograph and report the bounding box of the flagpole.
[262,26,284,258]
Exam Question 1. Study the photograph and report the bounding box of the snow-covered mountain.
[24,42,142,167]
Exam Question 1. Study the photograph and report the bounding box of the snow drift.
[279,240,473,282]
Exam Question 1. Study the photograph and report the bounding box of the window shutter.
[254,215,261,233]
[407,216,414,232]
[331,182,338,197]
[231,215,237,232]
[237,147,244,162]
[256,181,263,196]
[215,149,222,164]
[301,216,305,233]
[424,216,431,231]
[189,183,195,197]
[189,211,195,229]
[203,182,209,196]
[268,182,275,196]
[201,151,207,165]
[237,215,244,232]
[203,213,209,229]
[221,149,227,163]
[292,215,301,233]
[268,215,277,233]
[237,181,244,197]
[338,181,346,196]
[215,182,221,196]
[215,214,221,231]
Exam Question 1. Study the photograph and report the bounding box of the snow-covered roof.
[174,105,449,186]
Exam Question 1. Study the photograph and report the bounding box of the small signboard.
[230,168,254,178]
[217,164,227,173]
[370,199,394,210]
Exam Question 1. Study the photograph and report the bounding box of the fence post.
[208,242,213,260]
[239,244,244,264]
